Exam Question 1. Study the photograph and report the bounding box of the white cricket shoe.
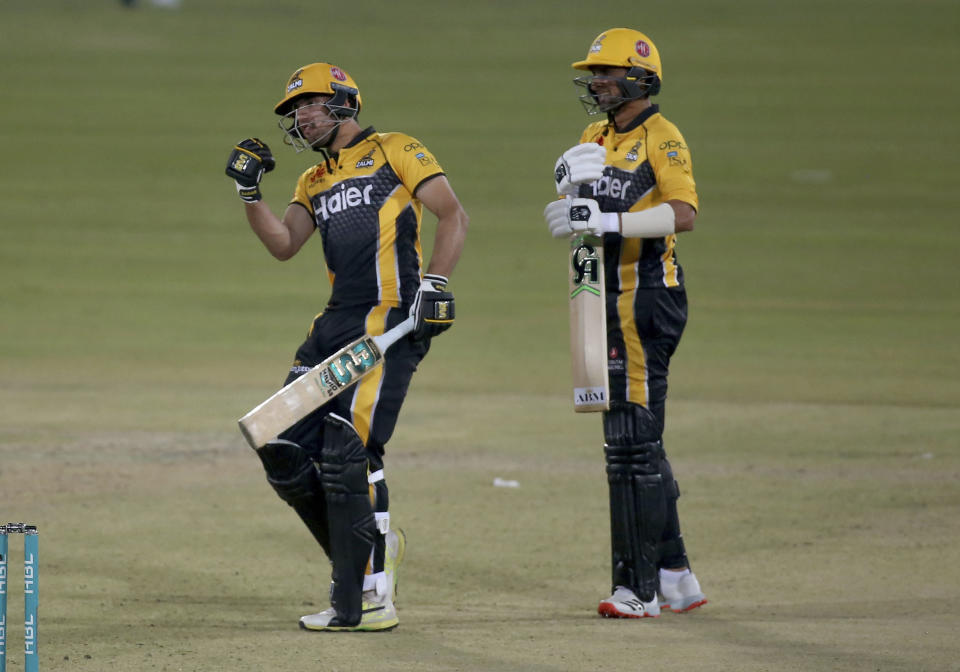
[300,527,406,632]
[597,586,660,619]
[299,592,398,632]
[659,570,707,613]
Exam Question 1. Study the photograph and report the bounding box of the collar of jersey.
[343,126,377,149]
[609,104,659,135]
[326,126,377,162]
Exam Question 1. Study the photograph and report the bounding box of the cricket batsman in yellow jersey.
[225,63,468,631]
[544,29,707,619]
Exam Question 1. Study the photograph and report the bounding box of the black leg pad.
[658,455,689,569]
[603,403,668,602]
[605,441,666,601]
[257,439,330,555]
[658,536,688,569]
[320,413,376,627]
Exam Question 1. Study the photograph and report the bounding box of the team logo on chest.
[355,149,375,169]
[624,141,642,162]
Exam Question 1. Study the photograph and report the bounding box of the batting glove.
[410,274,455,340]
[225,138,276,203]
[544,197,619,238]
[554,143,606,196]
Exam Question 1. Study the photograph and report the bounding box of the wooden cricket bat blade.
[238,316,415,449]
[569,232,610,412]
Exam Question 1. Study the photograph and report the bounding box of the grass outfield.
[1,1,958,670]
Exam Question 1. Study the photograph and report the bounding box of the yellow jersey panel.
[577,105,697,289]
[291,127,444,309]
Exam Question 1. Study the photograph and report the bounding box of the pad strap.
[367,450,390,568]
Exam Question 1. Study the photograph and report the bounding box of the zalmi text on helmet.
[314,183,374,221]
[287,78,304,93]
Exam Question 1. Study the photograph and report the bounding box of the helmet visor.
[574,70,656,114]
[574,75,630,114]
[277,99,352,152]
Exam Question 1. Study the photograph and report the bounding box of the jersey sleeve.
[290,167,314,213]
[578,121,607,145]
[648,124,698,211]
[384,133,445,194]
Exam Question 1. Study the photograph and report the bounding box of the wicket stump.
[0,523,38,672]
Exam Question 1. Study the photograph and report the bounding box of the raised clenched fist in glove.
[225,138,276,203]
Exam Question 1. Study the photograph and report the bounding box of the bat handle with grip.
[372,315,416,352]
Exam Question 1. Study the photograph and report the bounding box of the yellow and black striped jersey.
[577,105,698,290]
[291,126,445,309]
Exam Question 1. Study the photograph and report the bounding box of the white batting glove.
[554,143,607,196]
[544,198,619,238]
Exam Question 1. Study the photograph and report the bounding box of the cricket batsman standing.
[544,29,707,618]
[225,62,468,631]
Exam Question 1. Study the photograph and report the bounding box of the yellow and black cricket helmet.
[274,62,362,118]
[573,28,663,98]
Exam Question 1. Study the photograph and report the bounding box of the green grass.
[1,1,959,670]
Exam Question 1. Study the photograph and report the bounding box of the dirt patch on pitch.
[0,430,253,501]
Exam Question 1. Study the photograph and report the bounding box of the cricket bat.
[569,232,609,412]
[238,315,416,449]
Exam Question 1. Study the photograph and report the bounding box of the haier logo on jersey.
[589,175,632,199]
[315,182,375,222]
